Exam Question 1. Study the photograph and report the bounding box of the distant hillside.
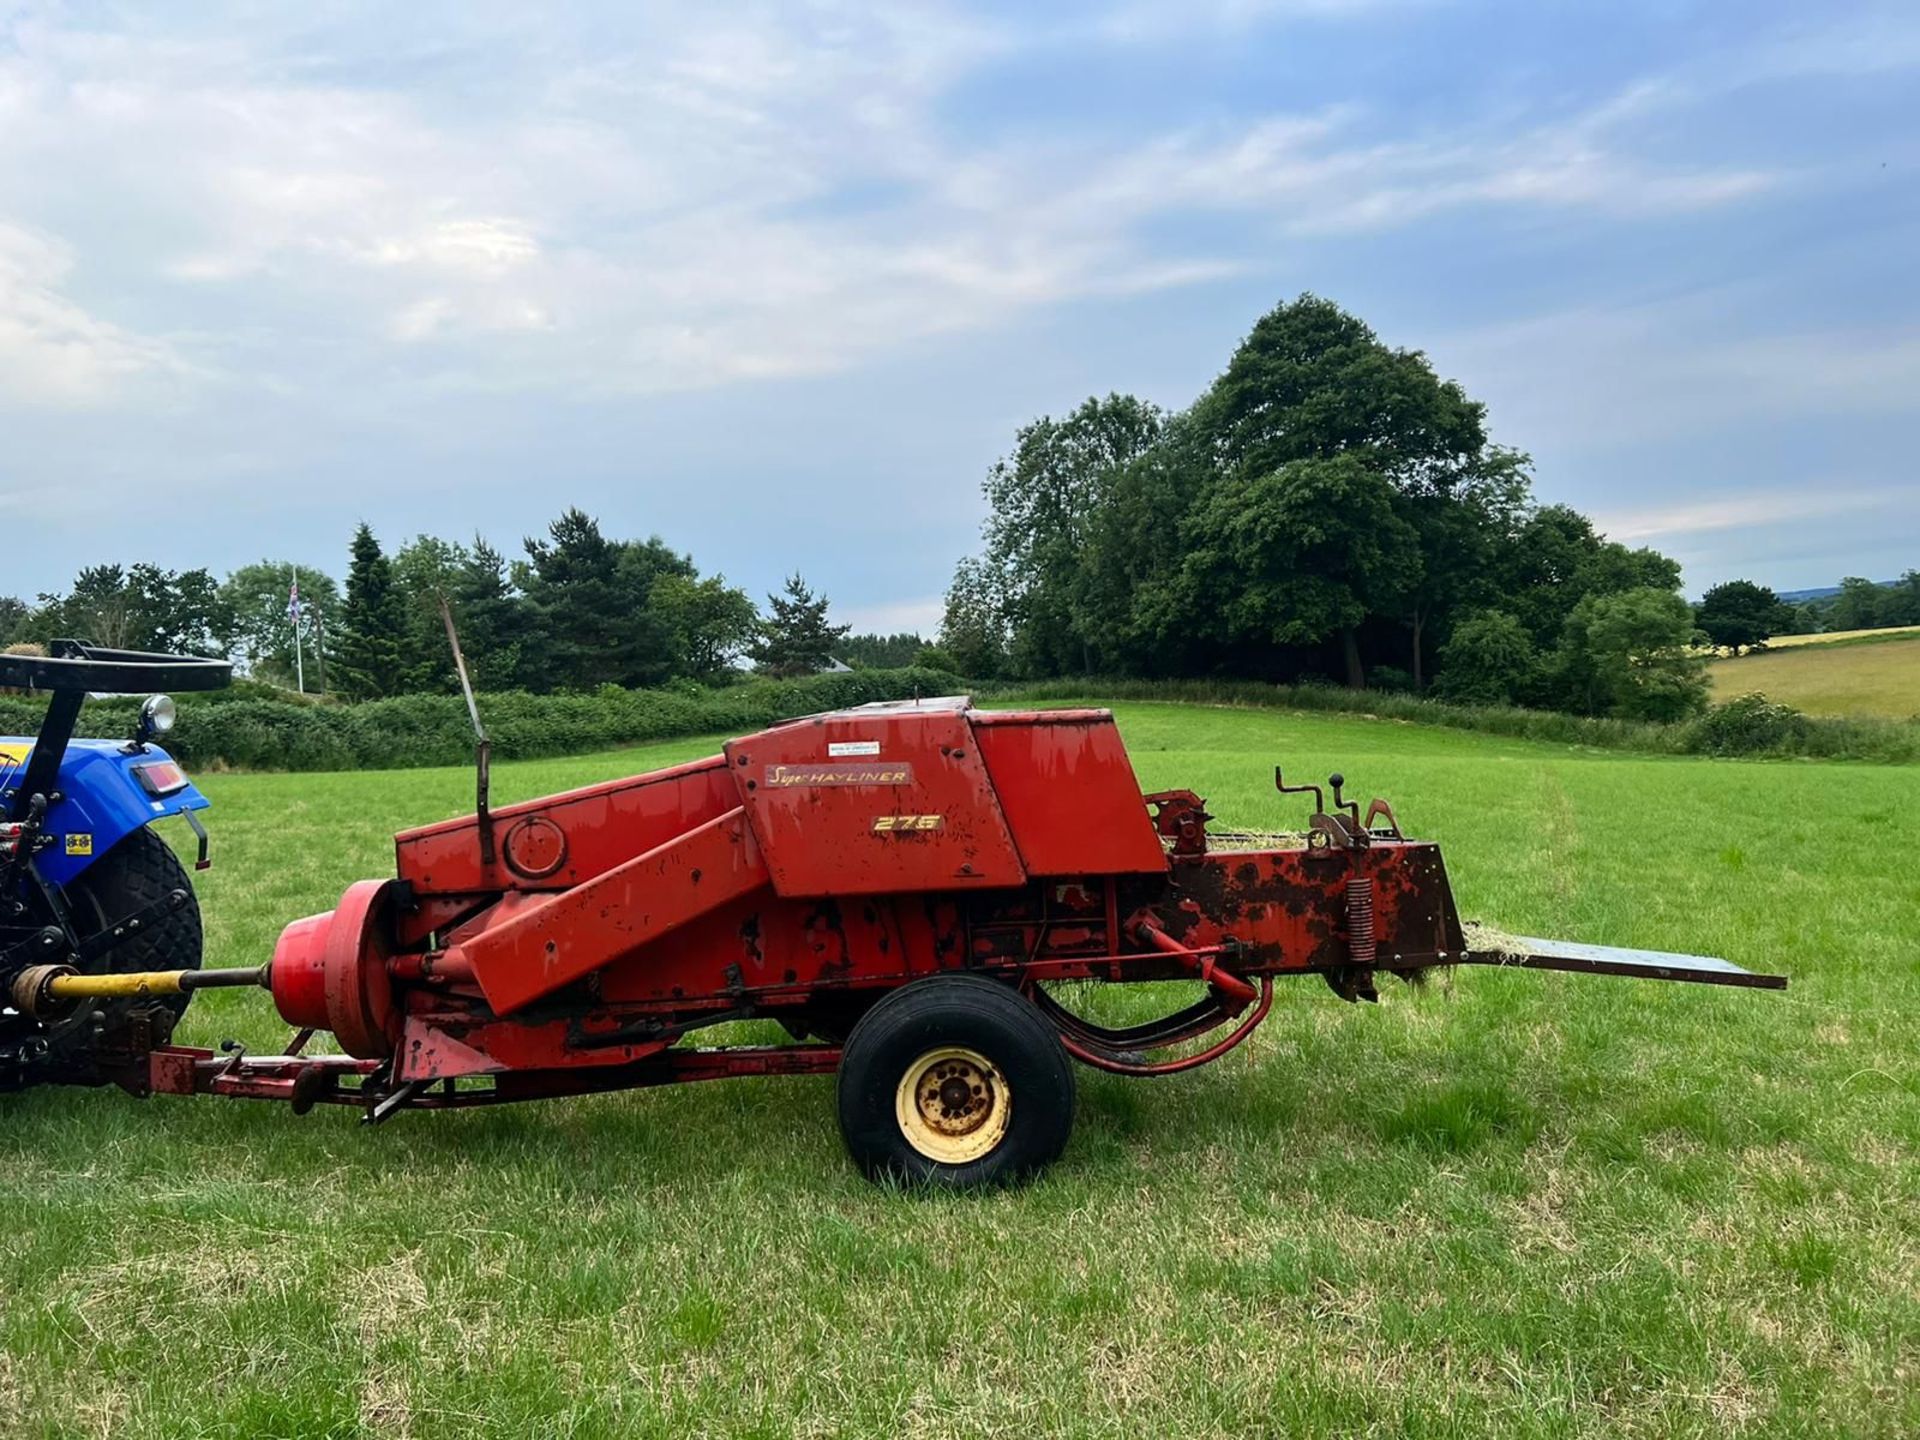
[1777,579,1895,604]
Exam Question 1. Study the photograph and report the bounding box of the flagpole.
[292,564,305,694]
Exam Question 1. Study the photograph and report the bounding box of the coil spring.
[1346,876,1376,966]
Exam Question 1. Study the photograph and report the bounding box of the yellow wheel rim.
[894,1045,1010,1164]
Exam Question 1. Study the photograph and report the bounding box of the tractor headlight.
[137,693,177,742]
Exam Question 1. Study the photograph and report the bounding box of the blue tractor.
[0,641,230,1088]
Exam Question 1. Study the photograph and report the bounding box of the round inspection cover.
[502,816,568,879]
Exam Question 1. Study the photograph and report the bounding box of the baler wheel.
[836,974,1074,1189]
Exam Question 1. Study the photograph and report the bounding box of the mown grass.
[2,702,1916,1438]
[1710,636,1920,720]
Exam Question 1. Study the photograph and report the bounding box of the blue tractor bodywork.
[2,640,229,1090]
[0,738,209,886]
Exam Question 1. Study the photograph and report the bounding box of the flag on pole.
[287,579,302,625]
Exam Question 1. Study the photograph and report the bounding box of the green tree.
[0,596,27,648]
[1435,610,1537,705]
[1076,409,1219,676]
[1695,579,1788,654]
[1183,455,1420,688]
[1557,587,1709,721]
[937,558,1009,679]
[1826,576,1886,632]
[1879,570,1920,627]
[836,632,929,669]
[517,510,696,690]
[1204,294,1489,489]
[388,535,474,692]
[651,572,758,685]
[32,563,232,657]
[1395,447,1532,688]
[336,524,407,699]
[978,394,1162,676]
[219,562,339,688]
[1489,505,1682,651]
[751,574,850,678]
[449,536,532,692]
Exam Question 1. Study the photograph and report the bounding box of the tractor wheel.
[836,973,1074,1190]
[40,827,203,1080]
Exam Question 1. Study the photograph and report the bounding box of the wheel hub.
[894,1046,1010,1164]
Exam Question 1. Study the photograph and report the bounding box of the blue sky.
[3,1,1916,631]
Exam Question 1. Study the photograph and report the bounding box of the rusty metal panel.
[724,704,1026,897]
[971,710,1167,876]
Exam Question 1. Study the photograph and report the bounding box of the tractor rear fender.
[0,738,208,886]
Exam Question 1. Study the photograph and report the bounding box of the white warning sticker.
[828,739,882,757]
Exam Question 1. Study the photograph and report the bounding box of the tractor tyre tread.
[71,826,204,999]
[36,828,204,1082]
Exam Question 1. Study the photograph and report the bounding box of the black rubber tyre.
[836,973,1074,1190]
[41,827,203,1077]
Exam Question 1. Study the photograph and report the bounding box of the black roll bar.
[2,639,231,821]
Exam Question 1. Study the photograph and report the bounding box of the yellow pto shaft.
[9,963,268,1017]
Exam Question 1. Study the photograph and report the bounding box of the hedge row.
[4,667,1907,772]
[0,667,965,772]
[987,678,1920,764]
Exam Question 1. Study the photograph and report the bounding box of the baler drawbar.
[6,696,1785,1187]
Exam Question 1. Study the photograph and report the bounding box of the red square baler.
[9,697,1783,1188]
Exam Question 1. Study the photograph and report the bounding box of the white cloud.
[0,3,1789,405]
[0,221,180,408]
[1595,487,1907,543]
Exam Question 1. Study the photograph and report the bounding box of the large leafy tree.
[1695,579,1789,655]
[390,534,474,692]
[966,295,1573,689]
[1556,587,1709,721]
[1183,455,1421,687]
[1827,576,1888,632]
[651,572,758,685]
[937,557,1010,679]
[975,394,1163,676]
[1179,296,1500,685]
[335,524,407,699]
[1435,610,1537,706]
[220,561,340,687]
[32,563,231,657]
[751,574,849,678]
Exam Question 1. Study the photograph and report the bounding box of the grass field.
[1710,635,1920,719]
[1763,626,1920,649]
[3,702,1916,1438]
